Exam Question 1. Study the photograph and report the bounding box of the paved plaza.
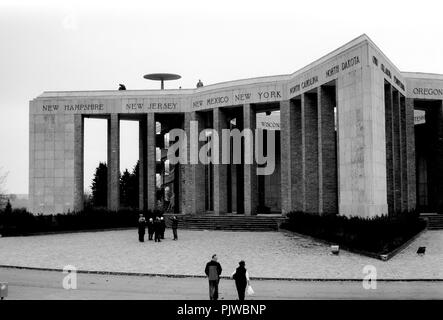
[0,229,442,280]
[1,268,442,300]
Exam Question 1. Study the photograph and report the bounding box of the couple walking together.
[204,254,251,301]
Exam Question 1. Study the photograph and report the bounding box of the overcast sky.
[1,0,443,194]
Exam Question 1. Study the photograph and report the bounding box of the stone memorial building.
[29,35,443,217]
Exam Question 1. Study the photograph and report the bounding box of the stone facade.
[28,35,443,217]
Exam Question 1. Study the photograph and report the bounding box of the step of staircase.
[163,214,286,231]
[420,213,443,230]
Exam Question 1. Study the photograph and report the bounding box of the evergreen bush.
[280,211,426,254]
[0,207,163,236]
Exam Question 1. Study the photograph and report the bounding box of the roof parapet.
[36,34,398,99]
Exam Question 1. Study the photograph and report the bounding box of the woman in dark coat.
[231,260,250,300]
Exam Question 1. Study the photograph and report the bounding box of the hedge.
[0,208,164,237]
[280,211,427,254]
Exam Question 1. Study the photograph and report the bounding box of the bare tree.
[0,167,9,208]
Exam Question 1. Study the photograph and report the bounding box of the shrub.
[0,207,164,237]
[280,211,426,254]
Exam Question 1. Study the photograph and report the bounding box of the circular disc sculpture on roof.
[143,73,181,90]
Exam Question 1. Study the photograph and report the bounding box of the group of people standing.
[205,254,251,301]
[138,214,179,242]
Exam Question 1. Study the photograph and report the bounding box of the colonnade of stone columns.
[72,95,339,215]
[210,107,244,215]
[72,113,158,213]
[181,104,267,216]
[280,85,338,215]
[385,83,415,214]
[185,97,338,216]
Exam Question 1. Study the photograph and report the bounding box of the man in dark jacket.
[171,216,178,240]
[147,218,154,240]
[154,217,162,242]
[137,214,146,242]
[204,254,222,300]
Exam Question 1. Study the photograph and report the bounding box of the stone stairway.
[163,214,286,231]
[420,213,443,230]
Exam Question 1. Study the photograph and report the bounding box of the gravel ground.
[0,229,442,279]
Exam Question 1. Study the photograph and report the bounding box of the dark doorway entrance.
[156,113,184,214]
[414,99,443,213]
[255,107,281,214]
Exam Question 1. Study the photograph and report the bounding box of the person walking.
[137,214,146,242]
[160,216,166,239]
[204,254,222,300]
[147,218,154,240]
[154,217,162,242]
[231,260,250,300]
[171,216,178,240]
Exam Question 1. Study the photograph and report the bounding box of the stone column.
[384,83,395,214]
[146,113,156,211]
[195,112,206,214]
[318,86,338,214]
[243,103,257,215]
[29,112,35,213]
[107,114,120,211]
[73,114,84,212]
[302,92,319,213]
[179,162,186,213]
[435,101,443,210]
[399,95,408,212]
[280,100,291,214]
[182,111,206,214]
[280,99,303,214]
[213,107,228,215]
[231,109,244,214]
[292,99,304,211]
[182,113,193,214]
[139,118,147,210]
[405,98,416,211]
[393,90,402,213]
